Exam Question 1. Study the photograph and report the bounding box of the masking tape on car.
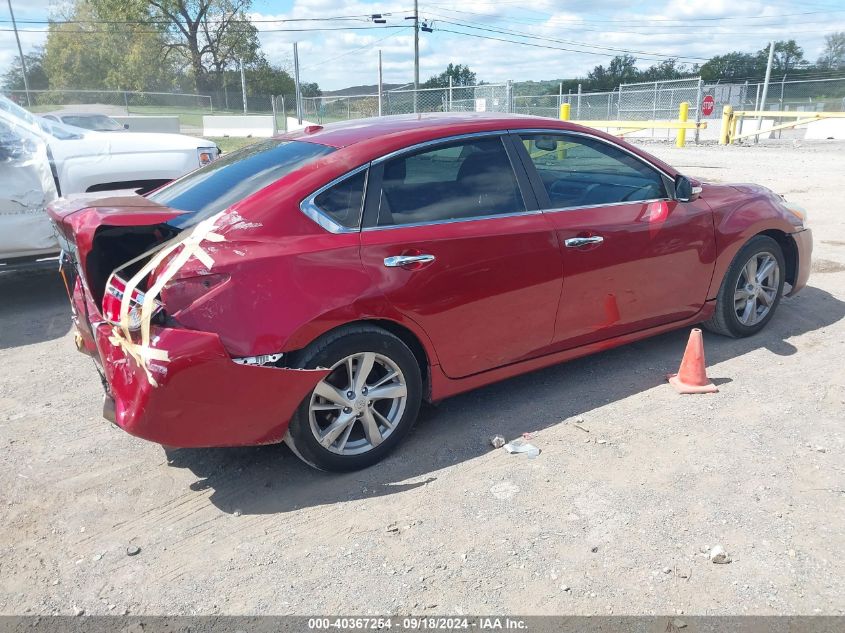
[108,212,226,387]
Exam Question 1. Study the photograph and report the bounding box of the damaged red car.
[49,113,812,471]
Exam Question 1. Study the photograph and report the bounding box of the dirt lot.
[1,140,844,617]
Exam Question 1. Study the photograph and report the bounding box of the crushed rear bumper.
[62,255,329,448]
[91,323,329,448]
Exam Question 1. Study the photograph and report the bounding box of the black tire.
[702,235,786,338]
[284,325,422,471]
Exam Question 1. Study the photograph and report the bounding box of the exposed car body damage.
[48,113,812,461]
[94,324,329,447]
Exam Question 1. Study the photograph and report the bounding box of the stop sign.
[702,95,715,116]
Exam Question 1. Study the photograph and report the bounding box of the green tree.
[300,82,322,98]
[247,57,295,96]
[2,48,49,91]
[586,54,639,90]
[144,0,260,92]
[699,52,763,82]
[640,58,694,82]
[422,63,477,88]
[43,0,176,90]
[757,40,806,74]
[818,32,845,70]
[41,0,260,94]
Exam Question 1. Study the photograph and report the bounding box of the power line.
[0,11,415,26]
[422,7,845,35]
[300,28,411,71]
[432,26,704,62]
[0,25,411,34]
[423,3,845,24]
[430,17,709,61]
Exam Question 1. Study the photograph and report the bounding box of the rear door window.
[517,133,667,209]
[375,136,526,226]
[149,139,334,229]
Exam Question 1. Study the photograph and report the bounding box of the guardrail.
[719,107,845,144]
[560,102,707,147]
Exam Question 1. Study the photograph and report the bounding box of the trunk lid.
[48,193,184,306]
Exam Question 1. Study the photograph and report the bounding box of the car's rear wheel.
[703,235,785,338]
[284,326,422,471]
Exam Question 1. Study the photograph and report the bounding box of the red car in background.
[48,113,812,471]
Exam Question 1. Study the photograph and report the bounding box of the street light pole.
[239,59,248,114]
[7,0,31,106]
[756,40,775,143]
[378,49,383,117]
[293,42,303,124]
[413,0,419,113]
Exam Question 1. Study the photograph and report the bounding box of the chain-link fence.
[513,79,706,122]
[6,76,845,139]
[617,77,704,121]
[711,77,845,112]
[298,83,510,123]
[4,89,213,115]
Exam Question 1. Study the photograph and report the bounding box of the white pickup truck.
[0,95,219,264]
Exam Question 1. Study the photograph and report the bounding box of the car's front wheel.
[284,325,422,471]
[703,235,786,338]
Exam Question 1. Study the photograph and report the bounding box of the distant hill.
[323,83,406,97]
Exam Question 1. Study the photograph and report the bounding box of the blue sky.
[3,0,845,90]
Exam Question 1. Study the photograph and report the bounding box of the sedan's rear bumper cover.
[92,323,329,448]
[788,228,812,296]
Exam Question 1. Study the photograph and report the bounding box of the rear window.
[149,139,334,229]
[63,115,123,131]
[312,170,367,229]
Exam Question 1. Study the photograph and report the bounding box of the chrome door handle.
[383,254,436,268]
[564,236,604,248]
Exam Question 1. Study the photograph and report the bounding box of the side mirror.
[534,137,557,152]
[674,175,701,202]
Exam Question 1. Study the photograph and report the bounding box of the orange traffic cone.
[667,328,718,394]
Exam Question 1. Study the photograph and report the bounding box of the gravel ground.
[1,140,843,617]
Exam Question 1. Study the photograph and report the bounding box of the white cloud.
[2,0,844,92]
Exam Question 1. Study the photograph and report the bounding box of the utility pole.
[239,59,248,114]
[293,42,303,124]
[7,0,31,107]
[756,40,775,143]
[413,0,419,113]
[378,49,383,117]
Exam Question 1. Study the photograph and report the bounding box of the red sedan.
[49,113,812,471]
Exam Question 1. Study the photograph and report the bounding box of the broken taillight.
[102,274,163,331]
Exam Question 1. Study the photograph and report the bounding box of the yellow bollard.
[730,112,739,145]
[559,103,571,121]
[719,105,733,145]
[676,101,689,148]
[556,139,567,161]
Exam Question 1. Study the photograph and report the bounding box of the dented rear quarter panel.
[165,190,441,364]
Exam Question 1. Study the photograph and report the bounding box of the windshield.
[36,118,86,140]
[148,139,334,229]
[62,115,124,131]
[0,94,41,131]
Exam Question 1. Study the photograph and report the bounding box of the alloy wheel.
[734,251,780,326]
[308,352,408,455]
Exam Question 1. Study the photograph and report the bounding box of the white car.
[0,95,219,264]
[42,112,128,132]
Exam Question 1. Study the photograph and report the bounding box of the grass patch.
[208,136,263,154]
